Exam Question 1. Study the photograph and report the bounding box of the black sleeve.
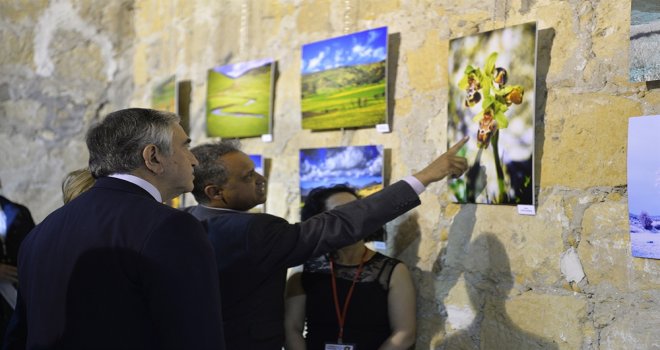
[249,180,421,269]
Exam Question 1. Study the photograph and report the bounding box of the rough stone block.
[581,200,660,291]
[541,91,640,188]
[501,292,589,349]
[296,0,332,34]
[405,30,443,92]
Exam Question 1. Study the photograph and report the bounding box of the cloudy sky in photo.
[300,145,383,190]
[628,115,660,215]
[301,27,387,75]
[213,58,273,79]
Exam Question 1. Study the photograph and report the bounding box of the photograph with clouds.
[248,154,265,213]
[628,115,660,259]
[299,145,384,205]
[301,27,388,130]
[206,58,274,138]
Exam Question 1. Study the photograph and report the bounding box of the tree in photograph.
[639,211,653,230]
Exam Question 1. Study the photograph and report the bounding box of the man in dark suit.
[5,108,225,350]
[185,138,468,350]
[0,181,35,344]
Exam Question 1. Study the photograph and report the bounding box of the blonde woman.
[61,168,95,204]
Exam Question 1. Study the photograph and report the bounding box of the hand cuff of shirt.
[402,175,425,195]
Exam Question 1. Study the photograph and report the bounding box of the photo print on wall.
[629,0,660,82]
[299,145,384,206]
[152,75,183,208]
[248,154,266,213]
[206,58,275,138]
[447,22,537,205]
[627,115,660,259]
[301,27,388,130]
[152,75,176,113]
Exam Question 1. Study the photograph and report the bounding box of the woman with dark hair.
[285,184,416,350]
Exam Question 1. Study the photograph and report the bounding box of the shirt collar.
[198,204,241,213]
[109,174,162,202]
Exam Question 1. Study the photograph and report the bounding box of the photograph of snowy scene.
[628,115,660,259]
[629,0,660,82]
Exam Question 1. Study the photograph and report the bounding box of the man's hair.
[302,184,385,242]
[86,108,180,177]
[190,140,241,204]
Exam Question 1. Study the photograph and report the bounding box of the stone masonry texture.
[0,0,658,349]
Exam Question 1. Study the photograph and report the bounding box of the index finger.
[447,136,469,154]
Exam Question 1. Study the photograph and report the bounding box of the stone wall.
[0,0,135,220]
[1,0,658,349]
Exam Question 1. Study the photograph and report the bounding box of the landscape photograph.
[627,115,660,259]
[447,22,536,205]
[629,0,660,82]
[299,145,384,205]
[206,58,274,138]
[301,26,388,130]
[249,154,265,213]
[152,75,176,113]
[249,154,264,176]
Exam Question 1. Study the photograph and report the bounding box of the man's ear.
[143,144,164,174]
[203,184,223,202]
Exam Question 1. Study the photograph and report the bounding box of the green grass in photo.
[152,76,176,113]
[206,64,272,138]
[301,61,387,130]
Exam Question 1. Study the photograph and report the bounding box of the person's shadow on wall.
[391,204,478,349]
[437,233,559,350]
[430,204,477,348]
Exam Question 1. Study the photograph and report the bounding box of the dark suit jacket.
[192,180,421,350]
[5,177,225,350]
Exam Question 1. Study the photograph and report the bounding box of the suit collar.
[94,177,158,201]
[108,174,161,202]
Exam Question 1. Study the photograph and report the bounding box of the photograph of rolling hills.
[206,58,274,138]
[299,145,384,205]
[301,27,388,130]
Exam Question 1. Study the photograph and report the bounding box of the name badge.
[324,343,356,350]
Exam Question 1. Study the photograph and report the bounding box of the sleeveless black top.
[301,252,401,349]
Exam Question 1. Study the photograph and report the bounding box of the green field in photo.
[152,77,176,113]
[206,65,272,138]
[301,61,387,130]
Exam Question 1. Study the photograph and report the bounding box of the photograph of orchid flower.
[627,115,660,259]
[299,145,384,205]
[448,22,536,205]
[301,27,388,130]
[206,58,274,138]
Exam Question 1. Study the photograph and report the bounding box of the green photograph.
[152,76,176,113]
[206,58,274,138]
[301,27,388,130]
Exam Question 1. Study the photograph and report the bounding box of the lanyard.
[329,247,369,344]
